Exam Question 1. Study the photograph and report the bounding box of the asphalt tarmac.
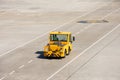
[0,0,120,80]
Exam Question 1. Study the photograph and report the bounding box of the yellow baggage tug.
[44,31,75,58]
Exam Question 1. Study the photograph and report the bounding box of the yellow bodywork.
[44,31,74,58]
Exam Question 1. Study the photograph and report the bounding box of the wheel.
[63,49,67,58]
[67,47,71,55]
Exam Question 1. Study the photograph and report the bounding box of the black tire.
[67,47,71,55]
[63,49,67,58]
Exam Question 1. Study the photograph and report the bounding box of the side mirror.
[73,36,75,41]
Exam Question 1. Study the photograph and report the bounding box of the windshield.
[50,34,68,41]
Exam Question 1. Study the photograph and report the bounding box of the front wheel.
[63,49,67,58]
[67,47,71,55]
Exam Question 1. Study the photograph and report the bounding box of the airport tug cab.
[44,31,75,58]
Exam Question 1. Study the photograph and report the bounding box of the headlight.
[45,47,49,51]
[45,48,48,51]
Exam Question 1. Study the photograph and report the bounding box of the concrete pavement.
[0,0,120,80]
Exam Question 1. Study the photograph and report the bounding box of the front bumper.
[44,51,62,58]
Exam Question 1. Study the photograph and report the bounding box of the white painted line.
[18,65,25,69]
[9,70,15,75]
[28,60,33,64]
[75,24,95,35]
[84,24,94,29]
[0,76,6,80]
[75,32,80,35]
[46,24,120,80]
[0,74,7,80]
[102,8,120,19]
[0,6,102,58]
[74,7,120,36]
[79,29,84,32]
[84,26,89,29]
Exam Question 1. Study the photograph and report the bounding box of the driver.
[54,34,58,41]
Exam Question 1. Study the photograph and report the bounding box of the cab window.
[50,34,68,42]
